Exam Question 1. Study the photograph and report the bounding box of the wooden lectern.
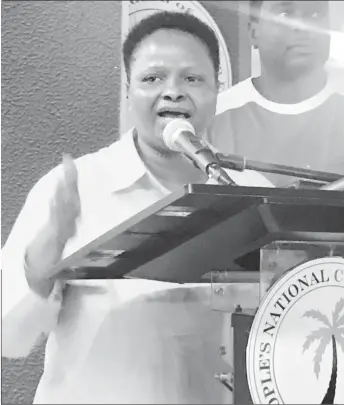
[55,185,344,404]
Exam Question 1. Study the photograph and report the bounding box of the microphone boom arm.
[215,152,343,184]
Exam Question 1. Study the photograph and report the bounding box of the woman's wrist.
[24,251,56,298]
[24,226,66,299]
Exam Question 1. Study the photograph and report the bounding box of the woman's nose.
[162,79,186,102]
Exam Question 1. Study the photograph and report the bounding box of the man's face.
[127,29,218,152]
[251,1,331,77]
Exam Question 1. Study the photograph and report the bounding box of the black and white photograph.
[2,1,344,404]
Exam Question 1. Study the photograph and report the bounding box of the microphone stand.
[215,152,343,186]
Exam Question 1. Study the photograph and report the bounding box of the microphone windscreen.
[162,119,195,152]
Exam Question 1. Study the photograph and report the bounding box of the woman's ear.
[249,19,259,49]
[125,81,130,99]
[216,78,221,92]
[125,82,132,111]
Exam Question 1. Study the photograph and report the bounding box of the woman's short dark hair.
[122,11,220,81]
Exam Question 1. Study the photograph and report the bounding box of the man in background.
[210,0,344,187]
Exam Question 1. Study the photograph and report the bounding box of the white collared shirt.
[2,129,267,404]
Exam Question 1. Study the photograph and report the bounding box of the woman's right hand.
[25,154,81,297]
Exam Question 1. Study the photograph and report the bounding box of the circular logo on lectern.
[247,257,344,404]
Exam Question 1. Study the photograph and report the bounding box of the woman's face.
[127,28,219,153]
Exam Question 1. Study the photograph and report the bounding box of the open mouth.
[157,110,191,119]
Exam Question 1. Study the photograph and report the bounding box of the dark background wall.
[1,1,250,403]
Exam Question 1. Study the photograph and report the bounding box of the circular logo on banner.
[126,1,232,92]
[247,257,344,404]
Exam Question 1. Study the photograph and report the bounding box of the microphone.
[163,119,235,186]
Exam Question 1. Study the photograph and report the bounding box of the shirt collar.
[105,128,147,192]
[104,128,213,194]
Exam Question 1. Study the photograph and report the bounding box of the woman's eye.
[186,76,201,83]
[143,76,160,83]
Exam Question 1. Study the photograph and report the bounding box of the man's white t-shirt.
[209,77,344,187]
